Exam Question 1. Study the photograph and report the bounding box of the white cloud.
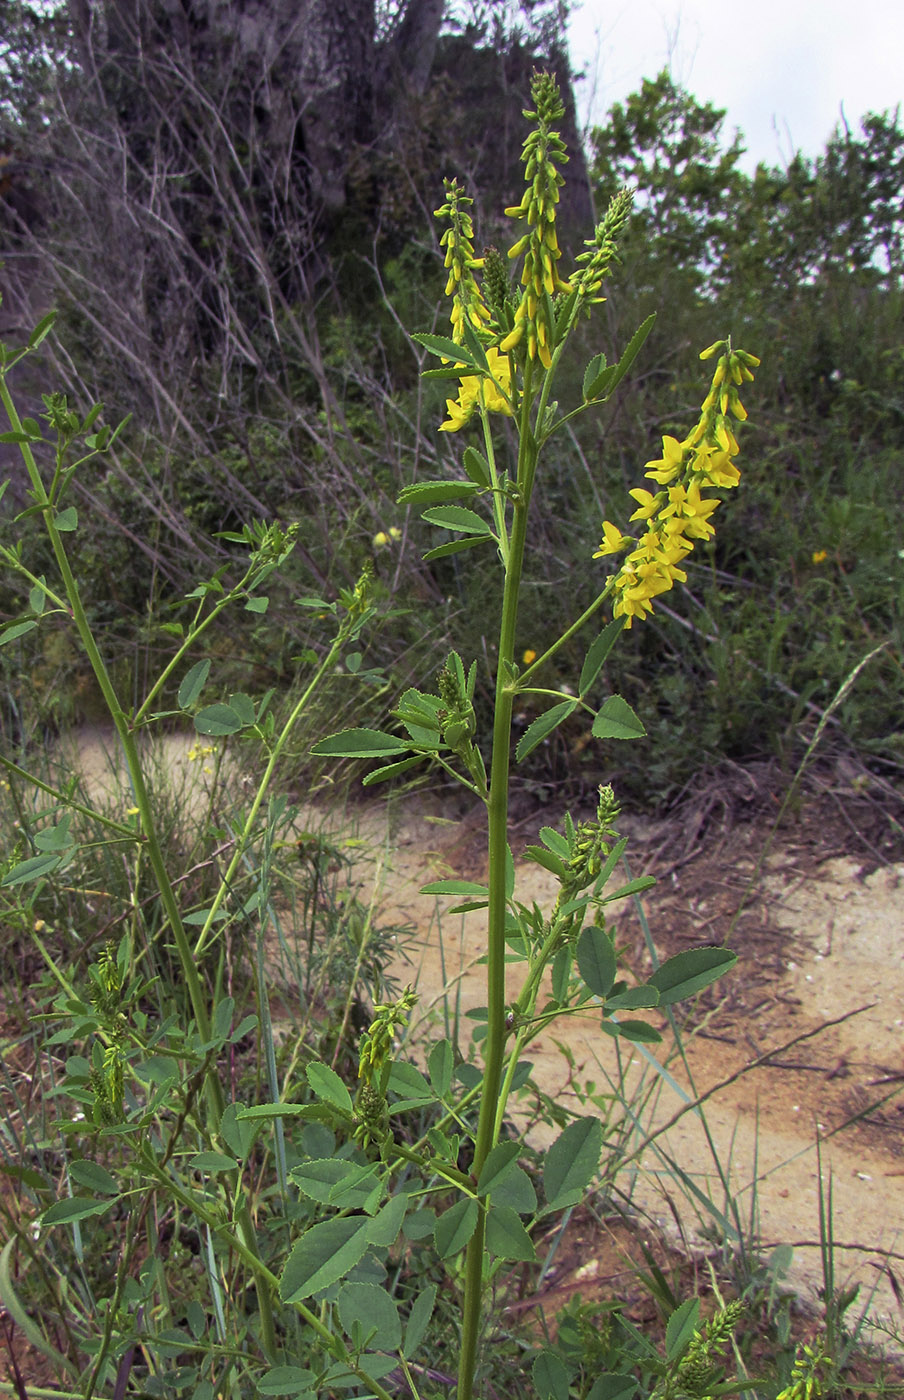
[568,0,903,169]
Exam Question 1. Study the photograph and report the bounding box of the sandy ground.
[28,730,904,1335]
[336,785,904,1332]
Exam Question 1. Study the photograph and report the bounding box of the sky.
[567,0,904,171]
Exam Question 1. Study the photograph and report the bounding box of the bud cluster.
[499,72,572,369]
[573,189,634,305]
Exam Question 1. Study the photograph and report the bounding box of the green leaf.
[306,1062,353,1113]
[486,1204,536,1261]
[291,1161,380,1211]
[34,815,72,852]
[228,692,256,726]
[515,700,577,762]
[462,447,490,487]
[311,728,409,758]
[398,480,481,506]
[543,1117,603,1209]
[587,1374,638,1400]
[403,1285,436,1357]
[365,1192,408,1247]
[194,703,242,736]
[428,1039,453,1098]
[412,332,484,369]
[422,535,491,561]
[338,1281,401,1352]
[421,879,489,897]
[68,1160,120,1196]
[606,313,657,397]
[533,1350,571,1400]
[257,1366,317,1396]
[648,946,738,1005]
[421,505,492,535]
[604,986,660,1011]
[579,618,625,694]
[387,1060,434,1111]
[28,580,46,615]
[178,658,211,709]
[477,1141,521,1197]
[182,907,228,925]
[0,620,37,646]
[219,1102,258,1161]
[42,1196,118,1225]
[539,825,570,858]
[53,507,78,532]
[592,695,646,741]
[576,925,617,999]
[2,852,63,886]
[190,1152,238,1173]
[279,1217,370,1301]
[608,1019,662,1043]
[434,1198,479,1258]
[600,875,657,903]
[244,595,269,614]
[361,755,424,787]
[493,1165,537,1215]
[582,351,608,401]
[524,845,569,879]
[666,1297,700,1360]
[28,311,57,349]
[461,318,490,371]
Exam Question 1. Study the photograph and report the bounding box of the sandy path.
[61,730,904,1331]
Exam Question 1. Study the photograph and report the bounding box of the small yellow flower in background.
[812,549,828,564]
[187,744,215,763]
[522,649,537,665]
[34,919,46,933]
[594,341,759,627]
[373,531,391,547]
[126,806,140,817]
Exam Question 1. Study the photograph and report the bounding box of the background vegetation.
[0,6,902,1397]
[2,2,901,805]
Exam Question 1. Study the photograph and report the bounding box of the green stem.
[517,582,616,690]
[0,755,137,837]
[457,358,536,1400]
[0,374,279,1361]
[133,570,259,725]
[190,629,346,961]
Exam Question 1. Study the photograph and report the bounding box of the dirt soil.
[341,761,904,1332]
[14,732,904,1349]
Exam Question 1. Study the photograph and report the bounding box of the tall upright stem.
[0,376,278,1360]
[457,363,536,1400]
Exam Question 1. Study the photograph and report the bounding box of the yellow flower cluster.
[439,347,513,432]
[435,178,490,347]
[500,72,572,369]
[594,341,759,627]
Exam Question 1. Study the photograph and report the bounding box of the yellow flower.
[627,487,662,521]
[439,348,513,432]
[812,549,828,564]
[126,806,140,817]
[522,648,537,664]
[643,436,685,485]
[598,340,758,627]
[592,520,631,558]
[373,531,391,547]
